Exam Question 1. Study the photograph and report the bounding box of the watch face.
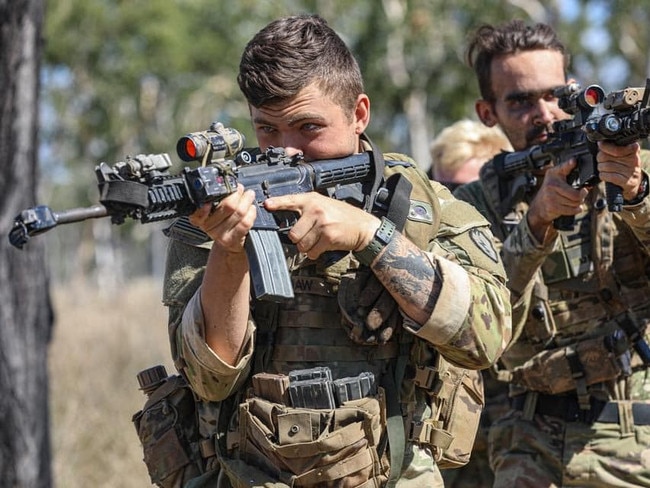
[376,217,396,244]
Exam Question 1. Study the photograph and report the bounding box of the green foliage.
[40,0,650,280]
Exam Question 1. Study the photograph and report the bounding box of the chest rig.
[249,141,441,374]
[485,163,650,407]
[244,143,451,485]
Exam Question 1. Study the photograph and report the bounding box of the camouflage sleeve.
[619,158,650,253]
[501,215,556,298]
[162,238,209,348]
[176,291,255,402]
[454,178,539,354]
[403,195,512,369]
[499,216,557,343]
[162,234,254,402]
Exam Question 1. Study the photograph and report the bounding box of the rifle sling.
[99,179,149,208]
[363,137,415,486]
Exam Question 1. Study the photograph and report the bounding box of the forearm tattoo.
[372,233,441,320]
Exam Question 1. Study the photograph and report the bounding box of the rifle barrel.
[55,204,109,224]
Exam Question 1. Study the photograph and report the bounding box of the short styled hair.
[465,19,569,101]
[429,119,512,181]
[238,14,364,115]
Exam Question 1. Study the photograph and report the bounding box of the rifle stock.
[8,122,379,302]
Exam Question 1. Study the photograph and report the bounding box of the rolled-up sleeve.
[402,200,512,370]
[403,256,471,345]
[177,289,255,402]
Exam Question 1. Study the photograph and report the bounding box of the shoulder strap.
[382,171,413,232]
[362,134,391,215]
[360,137,414,486]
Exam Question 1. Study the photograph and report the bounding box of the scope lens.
[176,135,207,162]
[584,87,604,106]
[184,139,197,159]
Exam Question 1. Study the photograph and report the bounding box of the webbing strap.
[98,179,149,208]
[272,343,398,363]
[384,335,413,487]
[383,172,412,231]
[409,419,453,450]
[290,448,374,485]
[383,367,404,488]
[565,346,590,410]
[362,135,389,215]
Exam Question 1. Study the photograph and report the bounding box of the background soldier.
[455,19,650,487]
[429,119,511,488]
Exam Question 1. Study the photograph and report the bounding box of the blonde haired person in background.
[429,119,512,191]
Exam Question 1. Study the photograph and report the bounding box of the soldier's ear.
[475,99,498,127]
[353,94,370,134]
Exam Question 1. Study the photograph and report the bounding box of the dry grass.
[49,278,175,488]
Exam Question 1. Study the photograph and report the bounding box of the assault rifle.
[493,79,650,230]
[8,122,382,301]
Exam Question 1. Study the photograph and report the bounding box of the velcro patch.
[469,228,499,263]
[408,200,434,223]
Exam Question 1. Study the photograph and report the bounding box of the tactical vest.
[476,159,650,399]
[250,154,439,364]
[136,148,486,487]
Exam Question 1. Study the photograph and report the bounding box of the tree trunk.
[0,0,53,487]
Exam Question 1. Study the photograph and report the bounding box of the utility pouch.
[509,334,625,395]
[132,365,204,488]
[224,391,389,487]
[412,354,484,469]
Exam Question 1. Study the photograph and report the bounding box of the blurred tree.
[38,0,650,285]
[42,0,259,286]
[0,0,54,486]
[561,0,650,89]
[354,0,529,165]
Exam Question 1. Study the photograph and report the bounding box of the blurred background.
[40,0,650,286]
[2,0,650,486]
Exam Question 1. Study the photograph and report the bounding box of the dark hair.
[237,14,364,115]
[465,20,569,101]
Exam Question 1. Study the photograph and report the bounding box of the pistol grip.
[553,215,575,231]
[605,181,624,212]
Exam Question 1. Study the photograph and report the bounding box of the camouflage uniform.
[162,145,511,487]
[454,150,650,487]
[440,370,508,488]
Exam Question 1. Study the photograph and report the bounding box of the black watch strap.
[353,217,396,266]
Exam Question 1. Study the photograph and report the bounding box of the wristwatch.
[353,216,396,266]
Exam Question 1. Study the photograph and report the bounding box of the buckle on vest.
[413,366,443,394]
[409,419,453,450]
[200,437,216,458]
[413,366,435,388]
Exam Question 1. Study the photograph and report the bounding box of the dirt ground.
[49,278,174,487]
